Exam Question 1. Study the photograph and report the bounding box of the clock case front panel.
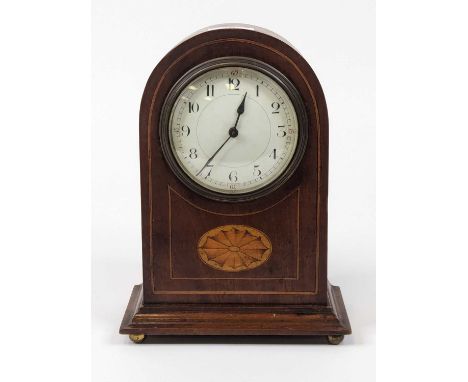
[139,28,328,306]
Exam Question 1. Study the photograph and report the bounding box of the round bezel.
[159,56,308,202]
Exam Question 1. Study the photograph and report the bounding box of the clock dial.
[167,65,300,196]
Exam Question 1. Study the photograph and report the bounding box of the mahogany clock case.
[120,25,351,338]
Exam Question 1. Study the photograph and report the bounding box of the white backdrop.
[92,1,375,381]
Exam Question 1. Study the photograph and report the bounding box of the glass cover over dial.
[168,65,300,196]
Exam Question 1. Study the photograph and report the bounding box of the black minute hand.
[196,92,247,176]
[195,135,232,177]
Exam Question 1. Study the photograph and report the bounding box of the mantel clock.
[120,24,351,344]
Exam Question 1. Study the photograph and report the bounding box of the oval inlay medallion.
[197,225,272,272]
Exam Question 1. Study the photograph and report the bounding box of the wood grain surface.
[120,24,351,337]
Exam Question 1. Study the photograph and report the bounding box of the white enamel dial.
[168,65,299,195]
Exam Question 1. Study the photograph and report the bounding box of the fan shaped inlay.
[197,225,272,272]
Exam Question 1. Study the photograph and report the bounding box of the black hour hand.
[237,92,247,115]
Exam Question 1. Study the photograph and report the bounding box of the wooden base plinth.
[120,284,351,340]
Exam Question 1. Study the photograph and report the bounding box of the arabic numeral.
[228,78,240,91]
[203,164,214,179]
[188,102,199,113]
[277,125,286,137]
[229,171,238,182]
[271,102,280,114]
[253,165,261,177]
[181,125,190,136]
[188,148,197,159]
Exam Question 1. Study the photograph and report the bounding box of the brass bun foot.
[129,334,146,343]
[327,335,344,345]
